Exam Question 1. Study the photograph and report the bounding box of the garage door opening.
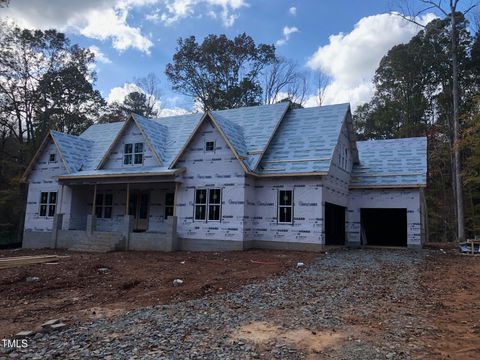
[325,202,346,245]
[360,208,407,247]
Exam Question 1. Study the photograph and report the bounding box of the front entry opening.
[129,191,150,232]
[360,208,407,247]
[325,202,346,245]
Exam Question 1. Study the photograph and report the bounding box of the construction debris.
[0,255,69,270]
[15,331,34,338]
[50,323,66,331]
[173,279,184,287]
[459,240,480,254]
[41,319,60,328]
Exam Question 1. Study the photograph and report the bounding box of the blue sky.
[3,0,456,114]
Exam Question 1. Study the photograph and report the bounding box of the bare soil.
[0,249,317,338]
[1,245,480,359]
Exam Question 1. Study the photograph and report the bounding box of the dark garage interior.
[361,208,407,246]
[325,202,346,245]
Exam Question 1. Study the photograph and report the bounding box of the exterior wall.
[248,177,324,245]
[24,140,66,234]
[323,122,352,207]
[103,121,159,169]
[175,118,248,245]
[347,188,424,248]
[66,183,175,233]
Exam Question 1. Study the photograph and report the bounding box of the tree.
[263,57,307,105]
[122,92,152,116]
[396,0,478,241]
[354,12,479,240]
[461,99,480,236]
[104,73,162,120]
[314,71,329,106]
[0,22,102,146]
[165,33,276,111]
[135,72,162,117]
[36,49,105,136]
[0,22,105,244]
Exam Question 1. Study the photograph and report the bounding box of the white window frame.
[277,189,294,224]
[39,191,57,218]
[204,140,215,153]
[123,142,144,165]
[194,188,222,222]
[207,188,222,222]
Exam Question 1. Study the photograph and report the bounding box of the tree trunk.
[451,9,465,241]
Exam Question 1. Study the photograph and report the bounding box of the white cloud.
[107,83,190,117]
[89,45,112,64]
[158,107,190,117]
[289,6,296,16]
[306,12,437,108]
[107,83,143,104]
[2,0,154,53]
[146,0,248,27]
[276,26,299,46]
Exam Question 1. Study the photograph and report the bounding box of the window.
[124,142,144,165]
[205,141,215,152]
[194,189,207,220]
[134,143,144,164]
[49,153,56,163]
[208,188,221,221]
[39,192,57,217]
[344,148,348,170]
[278,190,293,224]
[165,192,174,219]
[194,188,222,221]
[95,193,113,219]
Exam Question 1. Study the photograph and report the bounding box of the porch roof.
[57,166,184,180]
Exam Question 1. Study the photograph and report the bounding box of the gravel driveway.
[4,249,436,359]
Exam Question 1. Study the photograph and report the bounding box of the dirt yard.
[1,246,480,359]
[0,249,318,338]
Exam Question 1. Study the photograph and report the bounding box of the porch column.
[173,182,180,216]
[125,183,130,215]
[123,183,132,250]
[91,183,97,215]
[87,184,97,236]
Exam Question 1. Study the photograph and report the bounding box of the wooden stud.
[92,184,97,215]
[173,182,180,216]
[125,183,130,215]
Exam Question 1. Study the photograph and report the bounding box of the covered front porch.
[53,173,181,251]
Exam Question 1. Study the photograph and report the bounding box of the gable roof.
[96,115,165,169]
[170,113,251,173]
[22,103,428,187]
[256,103,350,175]
[148,113,204,167]
[350,137,427,188]
[79,122,124,170]
[211,102,290,171]
[132,115,169,163]
[50,131,93,173]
